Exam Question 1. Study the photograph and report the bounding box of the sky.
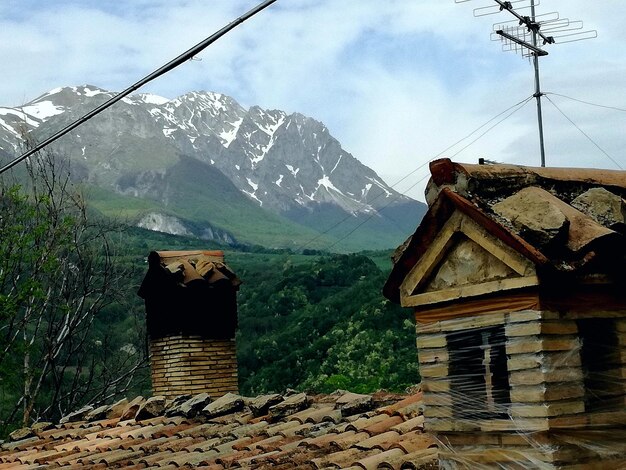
[1,0,624,201]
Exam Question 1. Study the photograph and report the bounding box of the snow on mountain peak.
[219,117,243,147]
[137,93,170,105]
[0,107,41,128]
[21,101,65,120]
[285,165,299,178]
[82,86,107,97]
[0,85,414,225]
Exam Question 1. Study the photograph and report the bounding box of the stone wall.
[150,335,238,399]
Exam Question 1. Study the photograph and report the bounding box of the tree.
[0,149,146,433]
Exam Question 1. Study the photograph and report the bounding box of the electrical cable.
[449,96,534,158]
[544,95,623,170]
[325,96,535,250]
[385,94,535,192]
[300,95,535,252]
[0,0,277,176]
[545,92,626,113]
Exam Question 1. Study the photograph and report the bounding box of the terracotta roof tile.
[185,437,223,452]
[345,413,389,432]
[239,449,281,466]
[355,430,402,451]
[91,448,144,465]
[163,450,212,467]
[355,447,406,470]
[331,431,371,451]
[264,419,302,437]
[0,392,435,469]
[395,447,439,470]
[362,415,404,435]
[134,448,176,466]
[312,447,381,468]
[288,404,339,425]
[379,393,423,416]
[245,434,285,451]
[391,430,437,454]
[390,415,425,434]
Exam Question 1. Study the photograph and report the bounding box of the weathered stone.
[85,404,112,421]
[120,396,145,421]
[136,395,167,421]
[31,422,54,434]
[246,393,283,417]
[493,187,569,247]
[168,393,212,418]
[164,394,192,415]
[9,427,35,441]
[571,187,626,228]
[202,392,244,419]
[425,237,516,291]
[107,398,130,419]
[335,392,374,417]
[59,405,94,424]
[268,393,309,422]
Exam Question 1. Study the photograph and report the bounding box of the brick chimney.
[138,250,240,398]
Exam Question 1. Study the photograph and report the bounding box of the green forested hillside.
[0,214,420,436]
[229,252,420,395]
[119,230,421,396]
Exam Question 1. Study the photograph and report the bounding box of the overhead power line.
[449,95,534,158]
[0,0,277,176]
[301,95,535,252]
[545,92,626,113]
[544,95,623,170]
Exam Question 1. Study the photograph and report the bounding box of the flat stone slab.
[268,393,309,422]
[572,187,626,228]
[9,428,35,442]
[247,393,283,417]
[60,405,93,424]
[335,392,374,416]
[202,393,244,419]
[136,396,167,421]
[169,393,212,418]
[106,398,130,419]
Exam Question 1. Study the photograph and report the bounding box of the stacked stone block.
[416,309,626,469]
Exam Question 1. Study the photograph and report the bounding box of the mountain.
[0,85,426,251]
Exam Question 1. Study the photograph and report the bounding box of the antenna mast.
[530,1,546,167]
[455,0,597,167]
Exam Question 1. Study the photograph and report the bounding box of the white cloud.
[1,0,624,201]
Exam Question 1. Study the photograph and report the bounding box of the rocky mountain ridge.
[0,85,425,250]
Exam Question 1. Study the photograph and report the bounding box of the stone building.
[384,159,626,469]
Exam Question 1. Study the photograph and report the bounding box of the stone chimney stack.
[138,250,240,399]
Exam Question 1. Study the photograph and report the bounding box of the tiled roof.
[0,391,437,469]
[384,159,626,302]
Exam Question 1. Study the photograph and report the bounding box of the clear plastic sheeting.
[415,310,626,469]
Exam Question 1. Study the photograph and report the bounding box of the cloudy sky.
[1,0,624,200]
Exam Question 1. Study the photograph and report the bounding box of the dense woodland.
[0,156,420,438]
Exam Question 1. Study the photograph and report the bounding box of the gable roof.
[384,159,626,304]
[0,391,436,469]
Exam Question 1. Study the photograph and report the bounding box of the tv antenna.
[455,0,597,167]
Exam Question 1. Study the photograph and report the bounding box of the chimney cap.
[138,249,240,341]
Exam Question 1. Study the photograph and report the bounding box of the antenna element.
[455,0,597,167]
